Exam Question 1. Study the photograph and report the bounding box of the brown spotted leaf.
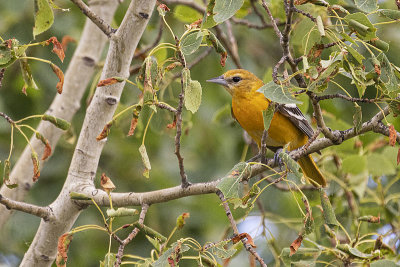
[127,117,138,136]
[389,125,396,146]
[290,235,303,256]
[358,215,380,223]
[100,173,116,194]
[46,37,65,62]
[31,151,40,182]
[397,148,400,165]
[3,160,17,188]
[61,35,76,52]
[96,121,113,141]
[167,117,177,129]
[97,77,124,87]
[56,233,73,267]
[50,63,64,94]
[35,132,52,160]
[220,52,227,67]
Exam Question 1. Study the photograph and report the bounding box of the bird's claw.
[274,148,284,170]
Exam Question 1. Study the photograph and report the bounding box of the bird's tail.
[298,155,326,187]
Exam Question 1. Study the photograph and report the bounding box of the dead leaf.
[100,173,116,194]
[31,151,40,182]
[97,77,124,87]
[56,233,73,267]
[61,35,76,52]
[158,3,170,12]
[46,37,65,62]
[290,235,303,256]
[96,121,113,141]
[397,148,400,165]
[232,233,256,248]
[389,125,396,146]
[127,117,138,136]
[176,213,190,229]
[50,63,64,94]
[167,117,177,129]
[220,52,227,67]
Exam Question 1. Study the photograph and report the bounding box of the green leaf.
[184,80,202,113]
[211,241,237,259]
[316,16,325,36]
[146,235,161,252]
[377,53,398,92]
[69,192,91,200]
[262,103,275,131]
[337,244,375,259]
[213,0,244,23]
[257,82,302,104]
[353,104,362,133]
[180,31,203,55]
[174,5,202,23]
[291,19,320,55]
[319,188,339,226]
[41,114,70,130]
[354,0,378,13]
[33,0,54,37]
[367,153,396,176]
[280,247,321,266]
[152,241,190,267]
[278,150,303,179]
[346,45,364,65]
[217,162,250,199]
[139,144,151,178]
[106,208,138,217]
[0,46,12,66]
[345,12,377,41]
[205,30,227,66]
[20,58,38,93]
[101,253,117,267]
[201,0,217,29]
[342,154,367,174]
[370,259,400,267]
[378,9,400,20]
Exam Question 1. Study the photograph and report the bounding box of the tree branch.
[70,0,116,37]
[0,0,119,230]
[0,194,54,221]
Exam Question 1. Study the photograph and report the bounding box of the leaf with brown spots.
[358,215,380,223]
[96,121,113,141]
[35,132,52,160]
[46,37,65,62]
[97,77,124,87]
[389,125,397,146]
[31,151,40,182]
[397,148,400,165]
[290,234,303,256]
[128,117,138,136]
[50,63,64,94]
[56,233,73,267]
[61,35,76,52]
[220,52,227,67]
[167,117,177,129]
[100,173,116,194]
[231,233,256,248]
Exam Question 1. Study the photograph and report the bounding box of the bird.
[207,69,326,187]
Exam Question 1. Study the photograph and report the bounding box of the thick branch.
[0,194,54,221]
[0,0,119,230]
[70,0,116,37]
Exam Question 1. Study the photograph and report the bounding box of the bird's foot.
[273,148,284,170]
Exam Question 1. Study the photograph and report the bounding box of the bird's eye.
[232,76,241,83]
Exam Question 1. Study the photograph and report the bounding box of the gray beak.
[206,75,228,87]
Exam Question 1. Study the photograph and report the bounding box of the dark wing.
[277,104,314,138]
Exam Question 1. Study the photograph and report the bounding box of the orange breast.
[232,91,308,150]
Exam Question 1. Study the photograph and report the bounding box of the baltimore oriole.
[207,69,326,187]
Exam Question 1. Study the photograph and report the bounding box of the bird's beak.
[206,75,228,87]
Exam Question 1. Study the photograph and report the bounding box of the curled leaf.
[127,107,140,136]
[100,173,116,194]
[397,148,400,165]
[176,212,190,229]
[56,233,73,267]
[31,151,40,182]
[290,235,303,256]
[96,121,113,141]
[389,125,396,146]
[50,63,64,94]
[35,132,52,160]
[3,160,17,188]
[139,144,151,178]
[232,233,256,248]
[61,35,76,52]
[97,77,124,87]
[107,207,138,217]
[358,215,380,223]
[42,114,70,130]
[46,37,65,62]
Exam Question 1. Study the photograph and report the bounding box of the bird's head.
[206,69,263,95]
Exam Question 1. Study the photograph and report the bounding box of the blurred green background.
[0,0,399,266]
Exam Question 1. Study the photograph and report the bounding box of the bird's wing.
[276,104,314,138]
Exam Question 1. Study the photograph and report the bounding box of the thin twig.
[260,0,283,39]
[225,20,241,67]
[0,194,54,221]
[215,25,242,68]
[171,47,213,81]
[260,130,268,164]
[291,6,316,22]
[315,93,379,103]
[0,112,15,125]
[70,0,116,37]
[115,204,150,266]
[216,190,268,267]
[155,102,178,113]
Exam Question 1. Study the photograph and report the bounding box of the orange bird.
[207,69,326,187]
